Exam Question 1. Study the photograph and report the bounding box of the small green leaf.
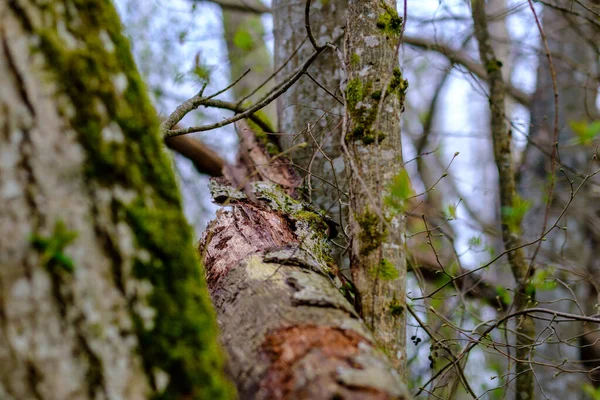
[501,195,531,233]
[384,169,413,212]
[569,120,600,145]
[495,286,511,305]
[531,267,557,291]
[233,29,254,51]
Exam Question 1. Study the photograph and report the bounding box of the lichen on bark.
[1,0,233,398]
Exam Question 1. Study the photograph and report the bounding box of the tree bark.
[519,0,600,396]
[0,1,232,399]
[200,175,411,399]
[343,0,407,374]
[471,1,534,398]
[272,0,348,267]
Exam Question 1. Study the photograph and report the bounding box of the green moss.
[376,1,403,36]
[294,210,329,234]
[13,1,234,398]
[345,79,387,145]
[376,258,399,281]
[389,300,404,317]
[356,208,388,256]
[247,112,279,157]
[350,53,361,67]
[30,220,78,274]
[370,90,382,101]
[486,59,503,74]
[346,77,364,110]
[388,67,409,103]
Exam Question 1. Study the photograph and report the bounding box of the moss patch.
[12,1,234,398]
[30,220,78,274]
[372,258,399,281]
[389,297,404,317]
[376,1,403,36]
[356,208,388,256]
[388,67,408,104]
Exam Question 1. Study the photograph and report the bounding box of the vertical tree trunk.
[343,0,407,373]
[0,1,232,399]
[221,2,277,124]
[519,1,600,397]
[272,0,348,266]
[471,1,535,399]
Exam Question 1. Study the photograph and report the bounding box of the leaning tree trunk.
[0,1,233,399]
[199,122,412,398]
[519,1,600,397]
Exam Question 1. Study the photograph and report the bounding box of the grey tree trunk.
[0,1,232,399]
[343,0,407,373]
[519,1,600,397]
[272,0,348,267]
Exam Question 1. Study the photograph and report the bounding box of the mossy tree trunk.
[201,169,411,399]
[343,0,408,373]
[0,1,232,399]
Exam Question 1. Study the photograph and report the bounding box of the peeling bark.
[200,180,412,400]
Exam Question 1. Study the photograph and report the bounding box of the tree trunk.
[272,0,348,267]
[343,0,407,373]
[519,1,600,397]
[0,1,232,399]
[221,1,277,125]
[200,171,411,399]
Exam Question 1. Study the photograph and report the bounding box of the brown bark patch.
[201,203,297,291]
[259,325,391,400]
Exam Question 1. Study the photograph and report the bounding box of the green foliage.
[356,208,388,256]
[584,384,600,400]
[384,169,413,213]
[30,220,78,273]
[350,53,361,67]
[501,195,531,233]
[445,203,457,220]
[569,120,600,145]
[191,53,211,84]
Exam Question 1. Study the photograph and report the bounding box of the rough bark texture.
[519,1,600,396]
[200,179,412,400]
[344,0,407,374]
[471,1,534,399]
[0,1,232,399]
[272,0,348,267]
